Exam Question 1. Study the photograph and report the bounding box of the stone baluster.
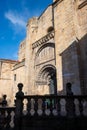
[49,98,53,115]
[6,109,12,129]
[82,98,87,116]
[27,97,31,115]
[0,107,15,129]
[78,98,83,116]
[0,95,9,129]
[23,99,28,116]
[0,109,6,129]
[10,110,15,128]
[37,98,43,116]
[42,97,46,115]
[44,97,51,116]
[57,98,61,116]
[30,98,35,116]
[60,98,67,116]
[74,98,80,116]
[53,97,57,109]
[34,97,38,116]
[52,97,58,116]
[37,98,43,110]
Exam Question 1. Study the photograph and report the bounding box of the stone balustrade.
[21,95,87,117]
[0,106,15,129]
[0,95,87,130]
[0,83,87,130]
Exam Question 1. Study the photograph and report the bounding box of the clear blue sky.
[0,0,52,60]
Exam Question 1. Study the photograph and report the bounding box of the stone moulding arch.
[35,42,55,60]
[37,64,56,81]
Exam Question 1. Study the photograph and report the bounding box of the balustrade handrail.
[23,95,87,99]
[0,106,15,110]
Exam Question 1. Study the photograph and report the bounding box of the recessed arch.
[34,42,55,66]
[38,64,56,80]
[35,42,55,58]
[36,64,57,94]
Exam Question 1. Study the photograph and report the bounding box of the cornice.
[0,59,18,64]
[13,60,25,70]
[35,81,47,85]
[32,31,54,49]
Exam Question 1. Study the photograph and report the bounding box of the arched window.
[14,74,16,81]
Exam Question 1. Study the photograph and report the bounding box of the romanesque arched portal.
[36,65,57,95]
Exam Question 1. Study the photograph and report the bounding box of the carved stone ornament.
[52,109,58,116]
[23,110,28,115]
[45,109,51,116]
[30,109,35,116]
[37,109,43,116]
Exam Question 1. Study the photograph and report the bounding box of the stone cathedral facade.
[0,0,87,103]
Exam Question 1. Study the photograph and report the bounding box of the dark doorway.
[38,65,57,95]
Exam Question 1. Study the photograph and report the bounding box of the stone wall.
[25,5,54,95]
[12,61,28,99]
[75,0,87,94]
[18,39,26,62]
[0,60,17,104]
[24,0,87,95]
[27,5,53,44]
[54,0,81,94]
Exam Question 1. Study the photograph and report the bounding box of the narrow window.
[14,74,16,81]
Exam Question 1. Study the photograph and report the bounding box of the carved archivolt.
[36,64,56,85]
[35,42,55,66]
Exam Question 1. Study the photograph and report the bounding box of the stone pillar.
[15,83,24,130]
[15,83,24,116]
[25,17,38,95]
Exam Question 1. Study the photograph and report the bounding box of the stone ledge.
[13,61,25,70]
[0,78,11,80]
[0,59,18,64]
[35,81,47,85]
[35,58,55,66]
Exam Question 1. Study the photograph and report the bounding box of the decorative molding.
[35,81,47,85]
[32,31,54,49]
[13,61,25,70]
[78,1,87,9]
[0,78,11,80]
[0,59,18,64]
[35,58,55,66]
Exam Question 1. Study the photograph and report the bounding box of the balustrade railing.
[0,95,87,130]
[0,106,15,130]
[0,83,87,130]
[21,95,87,117]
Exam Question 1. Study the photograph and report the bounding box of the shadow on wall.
[59,34,87,95]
